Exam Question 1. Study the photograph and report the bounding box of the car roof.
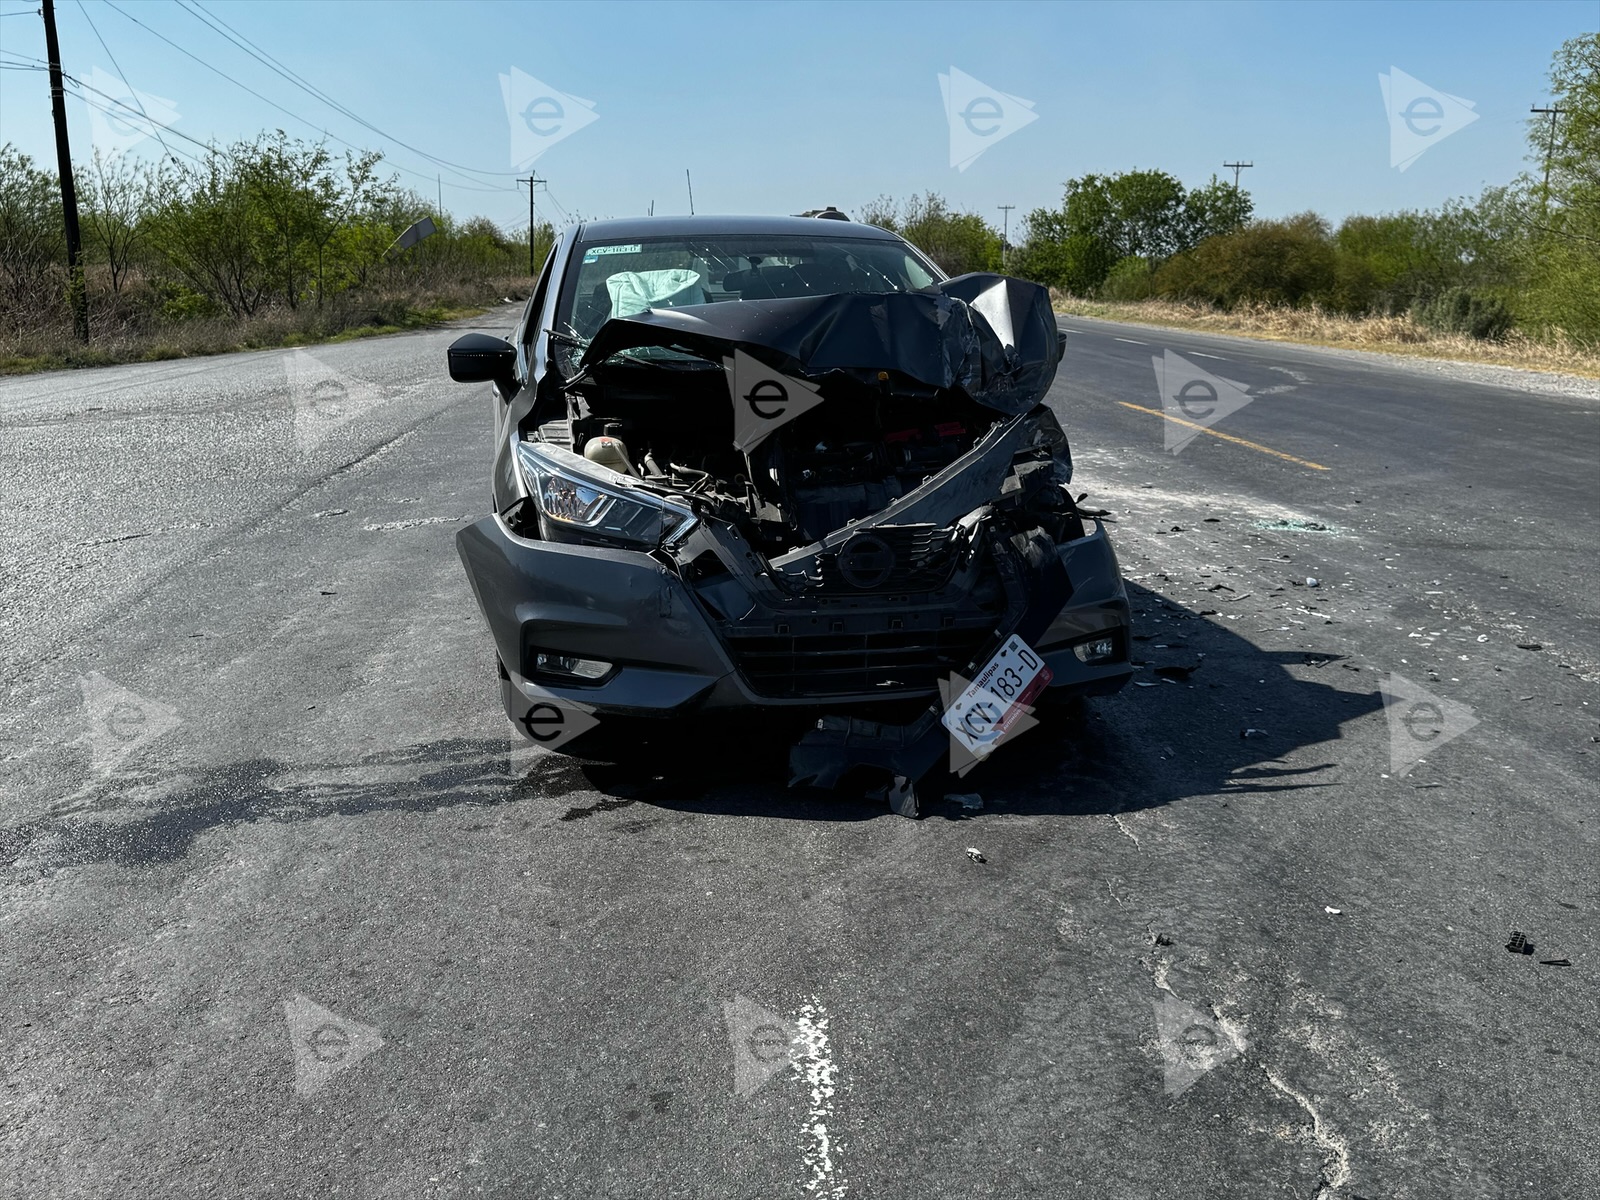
[571,213,903,243]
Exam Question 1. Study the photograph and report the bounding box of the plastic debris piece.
[1305,577,1319,587]
[948,793,984,812]
[880,775,919,819]
[1325,906,1342,915]
[1241,728,1268,739]
[1517,642,1543,651]
[1539,959,1571,967]
[965,847,986,863]
[1506,931,1534,955]
[1134,681,1160,688]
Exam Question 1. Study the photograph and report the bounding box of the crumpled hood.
[577,272,1060,415]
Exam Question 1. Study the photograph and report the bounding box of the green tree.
[861,192,1000,276]
[1012,169,1248,294]
[0,144,66,330]
[79,150,157,296]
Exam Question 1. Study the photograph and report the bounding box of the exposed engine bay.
[553,358,1079,558]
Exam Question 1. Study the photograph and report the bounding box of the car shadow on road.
[0,586,1384,870]
[572,579,1384,823]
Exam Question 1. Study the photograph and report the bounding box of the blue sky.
[2,0,1595,235]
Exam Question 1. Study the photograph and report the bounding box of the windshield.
[553,233,942,368]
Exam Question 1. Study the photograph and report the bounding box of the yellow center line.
[1116,401,1331,471]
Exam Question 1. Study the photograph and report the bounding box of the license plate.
[941,634,1053,759]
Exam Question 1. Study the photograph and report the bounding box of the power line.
[75,0,175,162]
[95,0,508,195]
[174,0,522,184]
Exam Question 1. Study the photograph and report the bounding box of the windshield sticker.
[582,243,642,263]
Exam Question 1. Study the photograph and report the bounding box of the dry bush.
[1051,293,1600,377]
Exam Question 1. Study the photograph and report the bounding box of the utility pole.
[1530,105,1565,217]
[685,170,695,216]
[518,174,544,275]
[1223,160,1253,191]
[996,204,1015,271]
[437,174,442,216]
[41,0,88,342]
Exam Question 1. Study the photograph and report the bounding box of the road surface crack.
[1263,1067,1352,1199]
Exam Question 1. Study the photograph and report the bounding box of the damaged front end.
[456,273,1132,801]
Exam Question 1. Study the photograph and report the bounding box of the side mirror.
[1056,329,1069,363]
[448,333,517,385]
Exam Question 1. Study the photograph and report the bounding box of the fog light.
[534,652,613,681]
[1073,638,1116,664]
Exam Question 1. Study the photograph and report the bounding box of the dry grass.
[1052,294,1600,379]
[0,275,529,376]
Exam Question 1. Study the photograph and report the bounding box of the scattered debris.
[1517,642,1543,651]
[965,847,986,863]
[1153,933,1174,946]
[1305,577,1319,588]
[1155,664,1200,681]
[1134,681,1160,688]
[948,793,984,813]
[1506,931,1534,955]
[1325,906,1342,915]
[1241,728,1268,739]
[1540,958,1571,967]
[1255,518,1331,532]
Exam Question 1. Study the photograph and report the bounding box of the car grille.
[773,524,963,594]
[725,626,994,699]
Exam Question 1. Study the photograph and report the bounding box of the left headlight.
[514,441,697,549]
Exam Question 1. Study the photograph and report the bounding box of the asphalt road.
[1,308,1596,1199]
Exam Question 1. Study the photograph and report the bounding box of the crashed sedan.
[448,213,1132,810]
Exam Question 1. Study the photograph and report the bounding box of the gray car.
[447,213,1132,805]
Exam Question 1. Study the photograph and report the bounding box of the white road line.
[1113,337,1148,345]
[1189,351,1229,360]
[794,1002,844,1198]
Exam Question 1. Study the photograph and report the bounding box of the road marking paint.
[794,1002,844,1198]
[1114,337,1149,344]
[1188,351,1229,360]
[1117,401,1331,470]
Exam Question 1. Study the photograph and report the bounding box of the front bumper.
[457,512,1132,736]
